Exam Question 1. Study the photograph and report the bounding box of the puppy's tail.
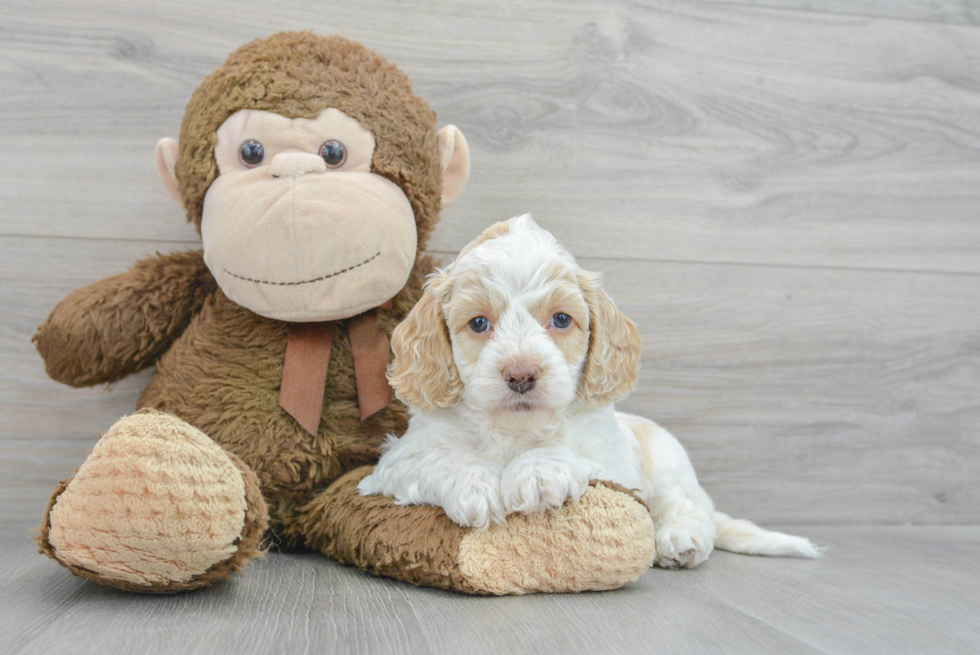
[713,512,823,558]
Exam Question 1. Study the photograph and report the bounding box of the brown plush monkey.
[33,32,655,594]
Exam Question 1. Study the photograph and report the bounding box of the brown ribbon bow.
[279,304,392,436]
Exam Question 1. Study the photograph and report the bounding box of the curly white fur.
[359,215,821,568]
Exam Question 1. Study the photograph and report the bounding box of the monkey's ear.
[436,125,470,207]
[154,137,183,207]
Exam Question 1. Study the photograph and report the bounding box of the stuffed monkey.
[34,32,655,594]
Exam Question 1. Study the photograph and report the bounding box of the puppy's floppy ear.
[579,271,642,405]
[388,271,462,410]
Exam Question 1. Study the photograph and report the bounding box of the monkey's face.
[200,108,418,322]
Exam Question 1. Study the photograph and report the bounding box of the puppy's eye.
[551,312,572,329]
[239,139,265,168]
[469,316,491,333]
[319,140,347,168]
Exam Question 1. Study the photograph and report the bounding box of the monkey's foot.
[37,410,268,592]
[300,467,656,595]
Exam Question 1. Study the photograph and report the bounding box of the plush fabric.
[38,410,268,593]
[301,469,655,595]
[34,249,216,387]
[213,108,376,175]
[457,481,657,594]
[33,32,656,595]
[300,466,483,593]
[135,256,431,544]
[45,411,249,587]
[202,166,417,322]
[176,32,443,251]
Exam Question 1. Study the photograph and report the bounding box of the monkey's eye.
[551,313,572,329]
[238,140,265,168]
[319,140,347,168]
[469,316,491,333]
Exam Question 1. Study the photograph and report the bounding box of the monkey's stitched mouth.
[223,251,381,286]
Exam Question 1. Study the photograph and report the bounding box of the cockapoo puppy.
[359,215,819,568]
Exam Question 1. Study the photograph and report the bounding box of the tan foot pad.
[309,468,656,595]
[458,480,657,594]
[43,411,249,589]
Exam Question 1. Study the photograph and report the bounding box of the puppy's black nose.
[508,378,536,394]
[503,363,540,395]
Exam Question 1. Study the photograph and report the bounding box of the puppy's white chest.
[504,409,642,491]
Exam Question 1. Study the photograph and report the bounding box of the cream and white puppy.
[359,215,820,568]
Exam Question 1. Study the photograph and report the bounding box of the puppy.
[359,215,820,568]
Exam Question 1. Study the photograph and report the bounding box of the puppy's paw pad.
[656,516,714,569]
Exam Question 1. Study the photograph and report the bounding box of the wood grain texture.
[705,0,980,25]
[3,523,979,655]
[1,0,979,572]
[3,236,978,525]
[2,0,978,648]
[1,0,980,272]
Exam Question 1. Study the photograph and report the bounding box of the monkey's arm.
[34,249,216,387]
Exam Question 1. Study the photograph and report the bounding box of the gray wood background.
[3,0,977,526]
[3,1,980,653]
[2,525,978,655]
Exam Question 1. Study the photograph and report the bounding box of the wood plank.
[3,235,977,525]
[610,254,980,526]
[704,0,980,26]
[1,0,979,273]
[3,524,979,654]
[2,518,820,655]
[0,236,197,523]
[700,525,980,653]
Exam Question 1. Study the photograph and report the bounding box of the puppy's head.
[388,215,641,427]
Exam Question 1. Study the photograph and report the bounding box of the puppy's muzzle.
[503,363,540,395]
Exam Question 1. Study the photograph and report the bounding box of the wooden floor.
[2,0,979,652]
[3,523,979,655]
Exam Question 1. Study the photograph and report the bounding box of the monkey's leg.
[36,410,268,593]
[296,466,656,595]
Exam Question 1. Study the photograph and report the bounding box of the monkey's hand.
[34,249,215,387]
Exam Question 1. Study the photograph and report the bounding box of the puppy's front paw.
[656,515,715,569]
[500,450,595,515]
[442,467,505,530]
